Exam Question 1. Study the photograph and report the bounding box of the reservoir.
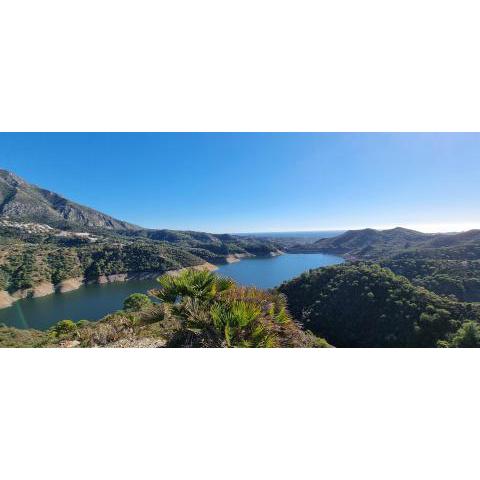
[0,253,343,330]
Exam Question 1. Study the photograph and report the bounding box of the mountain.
[287,227,480,257]
[305,227,432,256]
[0,170,282,258]
[0,170,284,309]
[285,227,480,302]
[0,169,139,231]
[421,229,480,248]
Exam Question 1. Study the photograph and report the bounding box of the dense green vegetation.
[123,293,153,312]
[381,256,480,302]
[0,237,205,292]
[279,263,480,348]
[445,321,480,348]
[120,229,282,258]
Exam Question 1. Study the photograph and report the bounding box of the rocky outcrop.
[31,282,55,298]
[58,339,81,348]
[57,277,84,293]
[9,282,55,301]
[0,291,14,308]
[97,273,129,284]
[105,337,167,348]
[224,253,255,263]
[0,282,55,309]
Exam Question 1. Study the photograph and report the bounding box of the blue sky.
[0,133,478,233]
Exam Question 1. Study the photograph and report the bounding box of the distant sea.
[236,230,345,243]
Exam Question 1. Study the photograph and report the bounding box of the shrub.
[123,293,152,312]
[76,320,91,328]
[53,319,77,336]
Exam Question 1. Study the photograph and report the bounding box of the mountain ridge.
[0,169,140,231]
[287,226,480,256]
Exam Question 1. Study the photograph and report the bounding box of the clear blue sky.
[0,133,479,233]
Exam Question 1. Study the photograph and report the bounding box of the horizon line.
[206,223,480,235]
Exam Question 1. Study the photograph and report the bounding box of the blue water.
[216,252,343,289]
[0,253,343,330]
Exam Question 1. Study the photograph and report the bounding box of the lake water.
[0,253,343,330]
[215,252,343,289]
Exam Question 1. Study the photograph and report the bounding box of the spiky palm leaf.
[210,300,264,347]
[151,269,234,304]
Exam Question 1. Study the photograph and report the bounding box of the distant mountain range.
[288,226,480,258]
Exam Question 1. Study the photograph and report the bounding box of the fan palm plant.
[151,269,234,304]
[210,300,276,347]
[150,269,282,347]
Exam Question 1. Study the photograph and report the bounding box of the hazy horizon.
[232,223,479,235]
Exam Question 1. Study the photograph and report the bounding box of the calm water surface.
[215,252,343,289]
[0,253,343,330]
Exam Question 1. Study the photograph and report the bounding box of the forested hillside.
[0,237,205,292]
[286,227,480,302]
[279,263,480,348]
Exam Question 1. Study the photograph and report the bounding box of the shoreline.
[0,251,286,310]
[0,262,217,310]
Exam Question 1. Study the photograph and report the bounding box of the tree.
[123,293,152,312]
[450,321,480,348]
[53,319,77,336]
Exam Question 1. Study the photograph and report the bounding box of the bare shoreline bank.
[0,262,218,310]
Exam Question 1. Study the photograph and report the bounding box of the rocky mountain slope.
[0,169,139,230]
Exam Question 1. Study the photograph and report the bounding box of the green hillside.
[278,263,480,348]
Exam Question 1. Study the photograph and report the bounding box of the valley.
[1,168,480,348]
